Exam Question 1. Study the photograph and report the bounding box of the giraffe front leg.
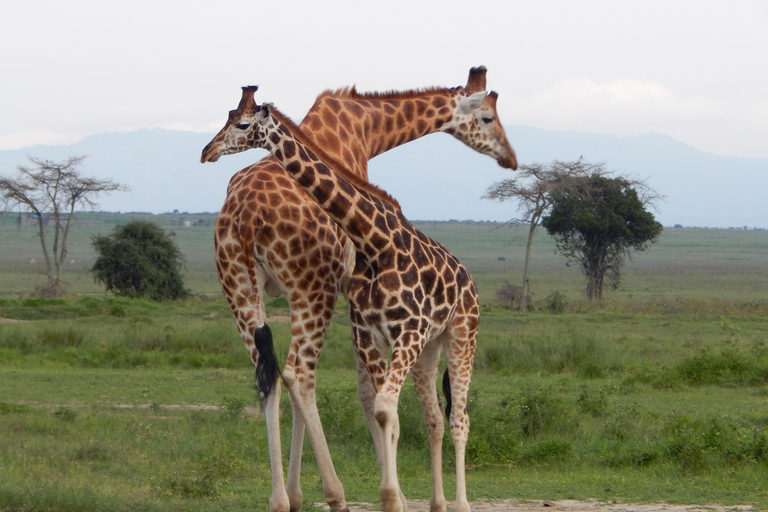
[374,390,404,512]
[374,338,429,512]
[352,323,408,512]
[355,353,409,512]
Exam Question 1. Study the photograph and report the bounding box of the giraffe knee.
[373,393,398,427]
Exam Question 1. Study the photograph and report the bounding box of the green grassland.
[1,213,767,511]
[2,212,767,303]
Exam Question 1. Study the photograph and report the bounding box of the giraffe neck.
[265,108,399,256]
[300,88,458,180]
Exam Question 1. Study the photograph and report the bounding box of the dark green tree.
[542,175,663,301]
[483,159,606,311]
[91,220,189,300]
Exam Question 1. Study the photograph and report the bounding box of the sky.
[1,0,767,161]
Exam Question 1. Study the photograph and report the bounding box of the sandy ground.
[335,500,754,512]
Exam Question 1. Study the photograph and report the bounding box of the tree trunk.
[519,220,538,312]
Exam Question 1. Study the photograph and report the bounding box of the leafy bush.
[91,220,189,301]
[676,340,768,387]
[542,291,568,314]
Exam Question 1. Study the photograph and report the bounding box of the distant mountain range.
[1,126,765,228]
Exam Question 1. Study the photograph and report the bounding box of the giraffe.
[203,69,516,512]
[202,88,484,512]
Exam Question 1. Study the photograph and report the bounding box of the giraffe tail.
[442,368,452,419]
[254,323,279,401]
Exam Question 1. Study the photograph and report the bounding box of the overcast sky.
[1,0,766,160]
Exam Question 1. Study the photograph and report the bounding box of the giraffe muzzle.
[201,144,221,163]
[498,152,518,171]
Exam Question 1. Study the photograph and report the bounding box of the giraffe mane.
[317,85,461,102]
[269,106,402,211]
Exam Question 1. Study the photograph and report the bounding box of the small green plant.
[516,386,577,438]
[158,470,220,499]
[71,444,111,462]
[54,406,77,422]
[576,386,609,417]
[518,437,573,464]
[40,328,84,347]
[0,402,29,414]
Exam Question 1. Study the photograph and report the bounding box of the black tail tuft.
[254,324,279,400]
[442,368,452,419]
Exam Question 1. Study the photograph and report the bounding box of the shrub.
[517,386,578,438]
[496,282,527,309]
[518,437,573,464]
[542,291,568,314]
[91,220,190,301]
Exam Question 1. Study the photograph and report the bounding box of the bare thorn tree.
[0,155,128,296]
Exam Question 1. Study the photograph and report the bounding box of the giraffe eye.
[235,123,251,130]
[481,117,495,124]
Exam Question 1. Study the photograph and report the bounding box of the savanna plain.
[1,212,767,512]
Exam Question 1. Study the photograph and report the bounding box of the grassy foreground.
[1,296,767,510]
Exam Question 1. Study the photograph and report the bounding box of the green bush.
[91,220,189,301]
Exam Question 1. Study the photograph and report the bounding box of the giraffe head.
[201,85,265,163]
[444,67,518,170]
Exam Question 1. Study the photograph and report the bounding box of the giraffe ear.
[457,91,487,114]
[258,103,272,120]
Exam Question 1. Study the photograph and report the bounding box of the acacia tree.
[0,156,127,296]
[483,159,606,311]
[542,174,663,301]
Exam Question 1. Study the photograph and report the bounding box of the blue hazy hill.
[1,126,765,228]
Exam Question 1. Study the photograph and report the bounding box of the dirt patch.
[0,318,28,323]
[336,500,753,512]
[112,403,262,417]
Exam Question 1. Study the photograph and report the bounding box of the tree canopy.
[483,159,607,310]
[542,174,663,301]
[91,220,189,301]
